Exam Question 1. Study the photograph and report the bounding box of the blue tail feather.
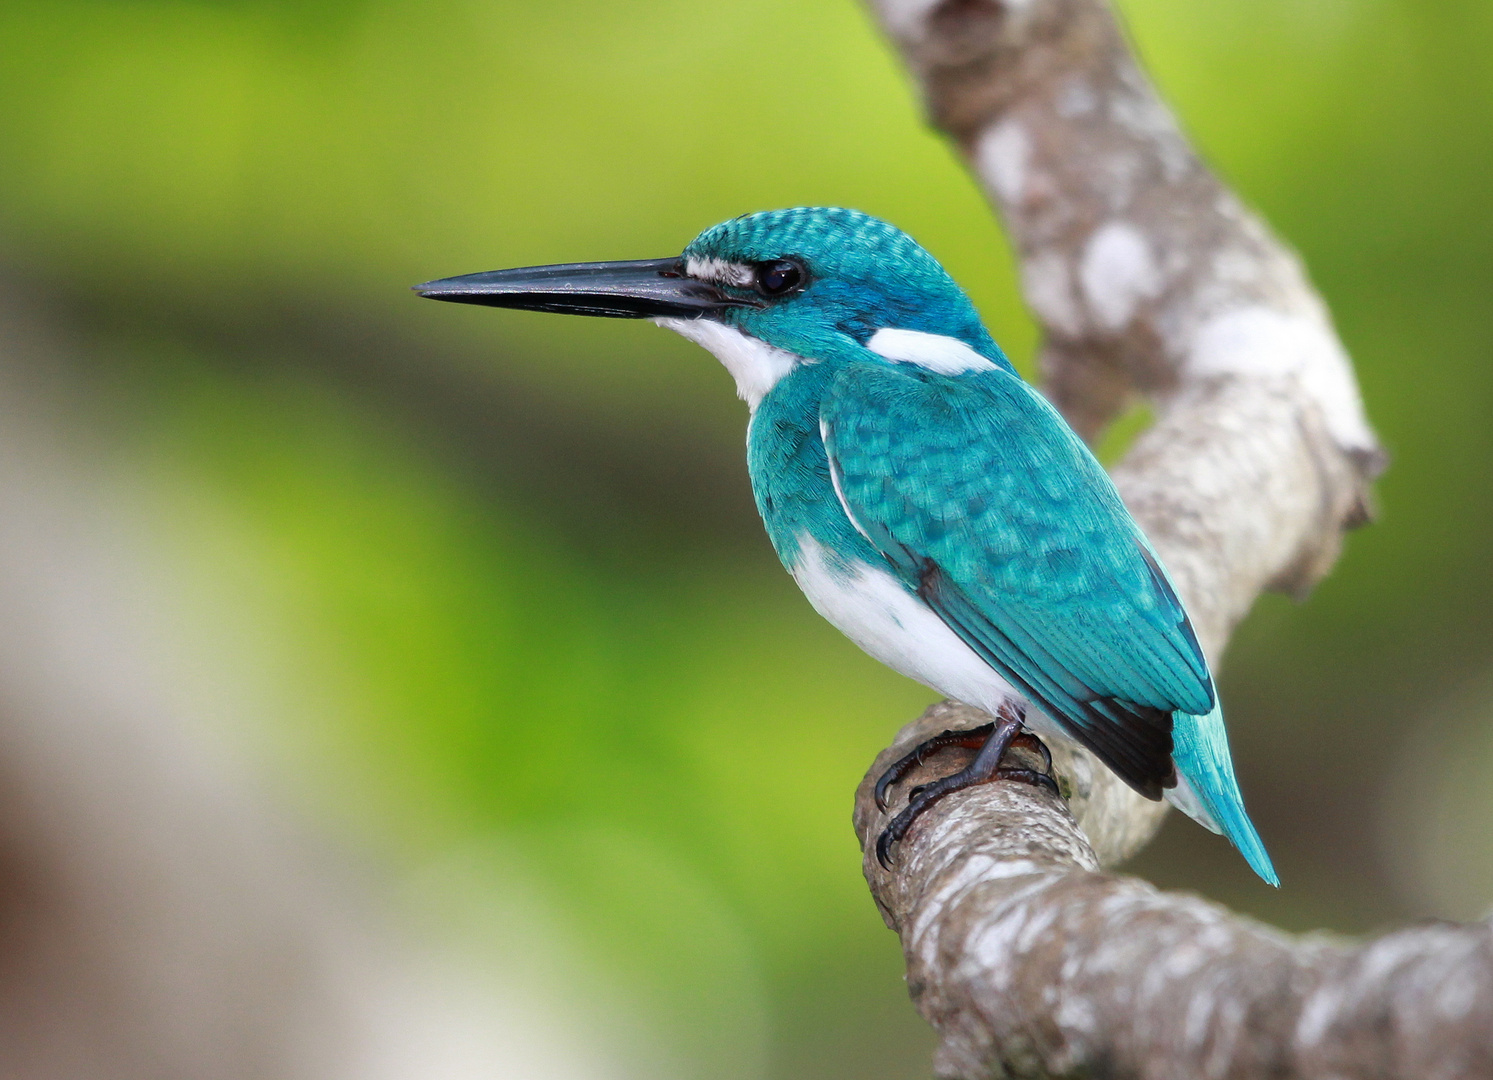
[1169,702,1279,886]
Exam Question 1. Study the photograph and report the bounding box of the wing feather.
[821,361,1212,797]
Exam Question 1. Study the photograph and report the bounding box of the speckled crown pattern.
[688,207,937,279]
[685,208,1009,365]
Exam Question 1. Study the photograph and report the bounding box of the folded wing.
[821,362,1212,798]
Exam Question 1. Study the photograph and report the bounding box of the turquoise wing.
[821,361,1213,798]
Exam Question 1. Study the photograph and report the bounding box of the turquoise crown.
[685,208,1009,367]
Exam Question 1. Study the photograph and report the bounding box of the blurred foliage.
[1,1,1491,1077]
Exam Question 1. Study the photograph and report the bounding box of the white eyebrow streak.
[685,256,755,288]
[866,327,999,375]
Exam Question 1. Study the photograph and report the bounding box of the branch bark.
[844,2,1480,1077]
[855,704,1493,1079]
[868,0,1385,866]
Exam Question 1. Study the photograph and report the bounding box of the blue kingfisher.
[417,207,1276,885]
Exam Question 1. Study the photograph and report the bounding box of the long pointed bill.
[414,257,757,319]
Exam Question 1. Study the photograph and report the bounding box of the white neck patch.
[866,327,997,375]
[654,317,803,409]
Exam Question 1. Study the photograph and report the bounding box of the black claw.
[871,704,1060,868]
[876,775,957,862]
[873,722,994,812]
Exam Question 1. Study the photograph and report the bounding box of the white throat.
[654,317,803,410]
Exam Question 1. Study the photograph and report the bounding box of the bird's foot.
[873,704,1057,870]
[872,719,1053,812]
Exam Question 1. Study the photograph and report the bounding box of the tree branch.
[866,0,1386,864]
[855,704,1493,1079]
[842,2,1482,1076]
[862,0,1384,863]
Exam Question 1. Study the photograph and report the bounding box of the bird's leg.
[875,703,1058,869]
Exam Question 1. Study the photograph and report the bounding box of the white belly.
[789,533,1064,742]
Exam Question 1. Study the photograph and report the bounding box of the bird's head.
[417,207,1010,406]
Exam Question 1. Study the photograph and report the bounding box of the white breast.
[789,534,1056,735]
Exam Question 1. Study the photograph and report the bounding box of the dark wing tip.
[917,562,1177,799]
[1070,697,1176,799]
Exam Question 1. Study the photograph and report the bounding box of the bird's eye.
[756,259,804,296]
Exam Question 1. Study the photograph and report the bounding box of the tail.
[1165,699,1279,886]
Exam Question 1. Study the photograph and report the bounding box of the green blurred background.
[0,1,1489,1076]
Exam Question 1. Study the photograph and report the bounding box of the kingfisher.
[416,207,1277,885]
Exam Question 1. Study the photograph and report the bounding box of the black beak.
[413,257,758,319]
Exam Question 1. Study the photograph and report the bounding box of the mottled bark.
[857,704,1493,1079]
[848,3,1465,1078]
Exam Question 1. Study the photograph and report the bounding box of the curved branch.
[854,704,1493,1079]
[842,2,1476,1076]
[864,0,1384,861]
